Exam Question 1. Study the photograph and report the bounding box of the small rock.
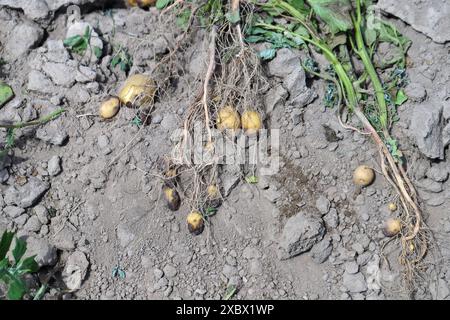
[417,178,443,193]
[278,212,326,260]
[405,83,427,102]
[26,236,57,267]
[249,259,263,275]
[4,22,44,58]
[410,103,444,159]
[310,236,333,264]
[151,114,163,124]
[14,214,29,227]
[3,177,50,208]
[36,121,68,146]
[315,196,331,215]
[323,208,339,228]
[343,272,367,293]
[242,247,261,260]
[153,268,164,279]
[47,156,62,176]
[163,265,177,278]
[344,261,359,274]
[3,206,25,218]
[28,70,54,94]
[42,62,76,87]
[63,251,90,291]
[23,216,42,233]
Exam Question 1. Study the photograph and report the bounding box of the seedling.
[64,26,102,59]
[0,82,14,108]
[0,231,40,300]
[111,46,133,73]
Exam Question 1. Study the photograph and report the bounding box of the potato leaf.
[12,238,27,264]
[156,0,172,10]
[7,277,27,300]
[395,89,408,106]
[307,0,353,34]
[259,48,277,60]
[0,83,14,108]
[0,231,14,261]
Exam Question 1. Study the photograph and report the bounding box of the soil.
[1,1,449,300]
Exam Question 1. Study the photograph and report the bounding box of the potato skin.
[352,165,375,187]
[217,106,241,131]
[163,186,181,211]
[118,74,156,108]
[383,218,401,237]
[99,97,120,119]
[187,211,204,235]
[241,110,262,135]
[127,0,156,7]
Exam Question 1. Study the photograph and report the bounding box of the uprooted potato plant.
[110,0,436,296]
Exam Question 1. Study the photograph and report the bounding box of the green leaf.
[245,35,266,43]
[63,35,83,48]
[226,10,240,24]
[224,285,237,300]
[0,231,14,261]
[93,46,103,59]
[245,175,259,184]
[364,26,377,47]
[176,8,191,30]
[0,83,14,108]
[111,55,121,68]
[7,278,26,300]
[259,48,277,60]
[12,238,27,264]
[395,89,408,106]
[16,255,39,274]
[156,0,171,10]
[307,0,353,34]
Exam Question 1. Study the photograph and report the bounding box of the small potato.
[127,0,156,7]
[99,97,120,119]
[217,106,240,131]
[388,202,397,212]
[353,165,375,187]
[187,211,204,235]
[163,186,181,211]
[383,218,401,237]
[118,74,156,108]
[241,110,262,135]
[207,185,219,199]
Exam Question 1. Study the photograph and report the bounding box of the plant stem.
[0,109,65,129]
[352,0,388,133]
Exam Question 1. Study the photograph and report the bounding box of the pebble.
[47,156,62,176]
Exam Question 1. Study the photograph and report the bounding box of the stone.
[315,196,331,215]
[42,62,76,87]
[323,208,339,228]
[426,164,449,182]
[278,212,326,260]
[23,216,42,233]
[153,268,164,279]
[344,261,359,274]
[163,265,177,278]
[47,155,62,176]
[75,66,97,83]
[343,272,367,293]
[14,214,29,227]
[310,236,333,264]
[51,227,76,250]
[4,22,44,59]
[417,178,443,193]
[0,0,50,20]
[28,70,55,94]
[3,177,50,208]
[46,40,70,63]
[404,83,427,103]
[263,186,281,203]
[410,104,444,159]
[151,114,163,124]
[26,236,57,267]
[63,251,90,291]
[36,120,68,146]
[3,206,25,218]
[264,84,288,114]
[249,259,263,275]
[378,0,450,43]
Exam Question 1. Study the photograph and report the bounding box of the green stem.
[353,0,388,132]
[0,109,65,129]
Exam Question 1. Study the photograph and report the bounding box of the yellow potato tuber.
[99,97,120,119]
[353,165,375,187]
[187,211,204,235]
[217,106,240,131]
[118,74,156,108]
